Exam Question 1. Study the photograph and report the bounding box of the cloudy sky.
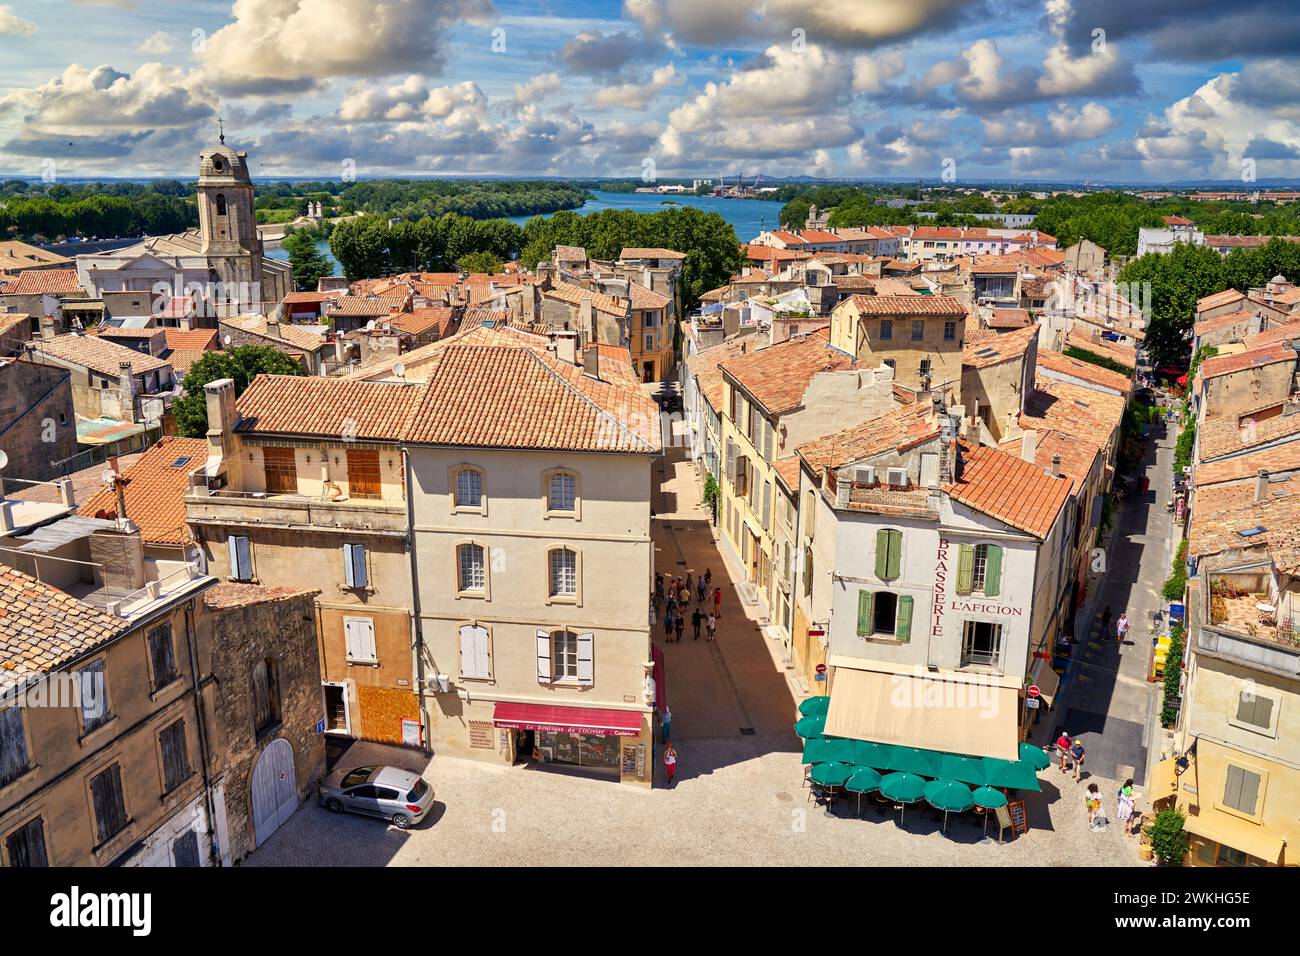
[1,0,1298,182]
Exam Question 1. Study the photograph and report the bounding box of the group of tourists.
[1057,729,1139,836]
[654,570,722,643]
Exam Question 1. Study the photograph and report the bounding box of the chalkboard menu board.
[622,745,638,775]
[1008,799,1028,835]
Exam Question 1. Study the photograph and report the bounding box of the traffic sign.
[1027,685,1040,699]
[808,629,826,638]
[1025,698,1040,710]
[814,673,828,682]
[815,663,827,674]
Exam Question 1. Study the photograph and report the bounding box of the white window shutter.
[576,633,594,686]
[228,536,239,578]
[460,625,489,679]
[535,629,552,683]
[343,544,356,588]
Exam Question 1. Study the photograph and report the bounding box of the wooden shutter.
[956,543,974,594]
[343,543,368,589]
[262,446,297,494]
[535,629,552,683]
[0,706,29,788]
[346,449,381,499]
[5,817,47,868]
[149,623,177,689]
[856,590,874,636]
[724,438,736,482]
[875,529,890,579]
[576,632,594,686]
[896,594,914,641]
[983,544,1003,597]
[229,535,251,580]
[887,530,902,580]
[459,625,490,679]
[91,765,126,844]
[761,482,771,530]
[1224,765,1260,815]
[346,618,376,662]
[160,720,189,792]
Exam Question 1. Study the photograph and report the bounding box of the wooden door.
[251,737,297,847]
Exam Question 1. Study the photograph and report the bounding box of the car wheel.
[325,798,344,814]
[391,813,411,830]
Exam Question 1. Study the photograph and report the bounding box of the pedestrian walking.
[713,586,723,618]
[697,577,707,604]
[691,607,703,640]
[663,607,674,639]
[704,568,712,589]
[664,743,678,786]
[674,614,685,643]
[660,705,672,743]
[1056,730,1072,773]
[654,572,664,603]
[679,585,690,607]
[706,612,716,641]
[1116,612,1130,646]
[1099,606,1112,640]
[685,571,694,595]
[1086,783,1107,830]
[1070,738,1087,782]
[1117,779,1136,838]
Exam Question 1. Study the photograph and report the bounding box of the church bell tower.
[196,125,263,300]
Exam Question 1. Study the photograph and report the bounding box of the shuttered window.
[77,659,111,733]
[956,543,975,594]
[346,449,382,499]
[90,764,128,846]
[896,595,914,642]
[856,590,874,637]
[0,707,29,788]
[148,622,178,691]
[159,719,190,793]
[552,630,580,680]
[1236,691,1274,730]
[252,658,280,736]
[262,446,298,494]
[458,625,491,679]
[228,535,252,581]
[172,829,201,867]
[345,617,378,664]
[342,542,368,589]
[1223,765,1261,816]
[5,817,47,867]
[969,544,1003,595]
[875,529,902,581]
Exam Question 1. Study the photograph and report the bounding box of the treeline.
[1119,237,1300,369]
[0,181,195,242]
[336,180,588,221]
[328,206,745,313]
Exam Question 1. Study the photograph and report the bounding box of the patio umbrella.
[852,740,897,770]
[799,696,831,717]
[802,737,854,765]
[938,753,988,787]
[1018,742,1052,771]
[810,761,854,787]
[845,766,882,816]
[880,771,927,824]
[924,778,974,833]
[973,785,1009,837]
[888,746,942,777]
[795,714,826,738]
[983,757,1042,792]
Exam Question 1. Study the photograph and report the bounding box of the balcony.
[184,473,407,537]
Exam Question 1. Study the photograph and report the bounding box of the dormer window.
[212,155,224,172]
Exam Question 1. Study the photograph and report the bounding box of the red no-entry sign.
[815,663,827,674]
[1027,685,1041,699]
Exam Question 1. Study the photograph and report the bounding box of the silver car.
[319,766,434,829]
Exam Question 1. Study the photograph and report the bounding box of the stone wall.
[0,360,78,481]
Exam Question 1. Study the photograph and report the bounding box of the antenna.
[218,116,225,144]
[393,362,406,379]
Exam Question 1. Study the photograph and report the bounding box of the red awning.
[492,702,644,737]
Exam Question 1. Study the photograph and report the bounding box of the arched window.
[451,466,484,510]
[544,469,578,516]
[252,657,280,736]
[457,543,486,594]
[214,194,227,216]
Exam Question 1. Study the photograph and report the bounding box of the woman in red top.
[713,586,722,618]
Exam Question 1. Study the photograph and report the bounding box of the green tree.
[172,346,305,437]
[282,228,333,292]
[1146,808,1190,866]
[458,250,503,274]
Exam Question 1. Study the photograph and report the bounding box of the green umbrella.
[810,761,853,786]
[1019,742,1052,771]
[983,757,1042,792]
[880,771,927,825]
[888,746,942,777]
[799,696,831,717]
[972,786,1008,809]
[845,766,882,817]
[794,714,826,738]
[852,740,897,770]
[938,753,988,787]
[802,737,854,765]
[924,778,975,812]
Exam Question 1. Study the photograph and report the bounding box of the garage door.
[251,738,297,848]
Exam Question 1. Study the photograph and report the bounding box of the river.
[265,189,785,277]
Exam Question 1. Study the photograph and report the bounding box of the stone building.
[0,360,78,482]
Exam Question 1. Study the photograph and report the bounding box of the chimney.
[583,342,601,380]
[1256,468,1269,503]
[835,469,850,507]
[1021,430,1038,463]
[555,329,578,366]
[580,297,595,340]
[205,378,238,438]
[1050,453,1061,478]
[118,361,136,422]
[930,392,944,423]
[266,316,281,337]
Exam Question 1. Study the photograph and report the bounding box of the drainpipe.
[401,446,432,755]
[183,596,222,866]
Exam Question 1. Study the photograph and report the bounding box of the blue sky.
[1,0,1298,182]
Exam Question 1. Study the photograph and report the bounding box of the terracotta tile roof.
[964,257,1021,274]
[833,275,875,290]
[4,268,84,296]
[77,436,206,544]
[998,428,1100,494]
[945,444,1071,539]
[164,329,218,352]
[1022,378,1126,443]
[1272,287,1300,306]
[1064,329,1137,370]
[743,244,811,262]
[1195,308,1259,337]
[719,329,860,416]
[283,290,344,305]
[1196,288,1247,312]
[796,401,939,473]
[626,281,671,310]
[1194,441,1300,487]
[1036,347,1131,393]
[166,349,209,375]
[554,245,587,261]
[686,338,753,411]
[225,315,332,353]
[1163,215,1193,226]
[1189,483,1300,574]
[0,241,71,274]
[391,306,454,337]
[543,280,628,317]
[848,294,966,316]
[1199,406,1300,460]
[774,455,802,493]
[458,305,510,333]
[799,229,842,244]
[988,308,1032,329]
[235,375,424,441]
[327,295,408,317]
[1243,319,1300,351]
[768,230,806,245]
[30,333,172,377]
[962,325,1038,370]
[405,343,659,453]
[620,247,686,260]
[0,562,130,691]
[1201,344,1296,380]
[203,581,319,610]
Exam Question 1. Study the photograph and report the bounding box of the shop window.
[961,620,1003,667]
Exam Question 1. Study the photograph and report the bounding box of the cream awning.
[1030,659,1061,709]
[1182,807,1285,864]
[824,665,1020,761]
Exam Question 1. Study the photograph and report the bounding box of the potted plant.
[1145,808,1190,866]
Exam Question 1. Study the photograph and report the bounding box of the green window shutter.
[874,529,890,579]
[895,594,914,642]
[856,590,874,637]
[957,544,974,594]
[886,530,902,580]
[983,545,1003,597]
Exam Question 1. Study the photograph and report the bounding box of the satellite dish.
[393,362,406,378]
[0,449,8,471]
[223,335,232,346]
[101,469,117,485]
[365,319,376,332]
